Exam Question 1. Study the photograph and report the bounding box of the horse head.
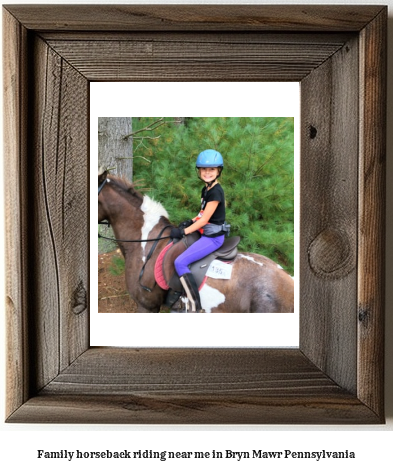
[98,171,146,225]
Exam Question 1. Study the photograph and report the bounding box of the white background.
[90,82,300,348]
[1,1,392,473]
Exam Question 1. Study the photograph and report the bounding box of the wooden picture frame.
[3,5,386,424]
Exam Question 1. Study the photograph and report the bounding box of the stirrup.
[164,288,182,308]
[170,295,188,313]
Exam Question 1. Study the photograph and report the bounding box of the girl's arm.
[184,201,219,235]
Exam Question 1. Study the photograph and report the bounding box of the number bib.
[206,259,233,279]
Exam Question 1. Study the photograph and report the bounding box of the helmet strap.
[205,179,217,189]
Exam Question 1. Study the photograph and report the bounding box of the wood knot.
[308,228,355,279]
[358,306,370,326]
[73,281,87,315]
[309,125,317,139]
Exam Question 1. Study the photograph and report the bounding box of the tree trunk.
[98,117,132,253]
[175,117,186,126]
[98,117,133,180]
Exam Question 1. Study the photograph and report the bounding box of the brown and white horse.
[98,170,294,313]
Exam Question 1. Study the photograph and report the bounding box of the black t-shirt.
[200,183,225,224]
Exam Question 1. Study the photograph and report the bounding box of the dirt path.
[98,249,137,313]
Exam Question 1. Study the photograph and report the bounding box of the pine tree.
[132,117,294,274]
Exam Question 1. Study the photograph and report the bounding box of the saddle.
[154,232,240,293]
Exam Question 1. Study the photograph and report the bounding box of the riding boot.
[179,273,205,313]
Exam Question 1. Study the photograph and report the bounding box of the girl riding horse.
[98,167,294,313]
[170,149,228,313]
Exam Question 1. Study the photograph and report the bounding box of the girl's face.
[199,167,220,182]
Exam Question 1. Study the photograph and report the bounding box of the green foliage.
[98,225,117,254]
[132,117,294,275]
[109,255,125,276]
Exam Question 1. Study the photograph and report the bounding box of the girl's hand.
[170,227,185,240]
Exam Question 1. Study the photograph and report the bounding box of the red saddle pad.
[154,242,173,290]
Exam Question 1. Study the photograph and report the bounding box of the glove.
[179,219,194,229]
[170,227,185,240]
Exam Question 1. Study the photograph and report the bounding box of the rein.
[98,229,172,244]
[98,177,173,292]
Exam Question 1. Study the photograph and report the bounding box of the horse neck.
[107,190,170,244]
[105,191,144,242]
[140,194,170,241]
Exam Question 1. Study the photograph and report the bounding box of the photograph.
[97,117,295,315]
[90,84,299,348]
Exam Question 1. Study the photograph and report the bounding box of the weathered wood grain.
[7,348,379,424]
[30,36,90,388]
[3,5,384,32]
[3,8,30,418]
[357,8,387,416]
[300,35,359,393]
[10,392,379,425]
[3,5,386,424]
[41,31,353,44]
[45,38,349,82]
[4,26,90,400]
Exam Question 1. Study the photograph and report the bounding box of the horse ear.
[98,169,108,184]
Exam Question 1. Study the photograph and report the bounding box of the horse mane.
[101,171,170,222]
[108,174,144,206]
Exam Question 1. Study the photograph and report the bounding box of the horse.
[98,170,294,313]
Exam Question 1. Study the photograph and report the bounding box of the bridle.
[98,177,108,195]
[98,177,173,292]
[98,177,173,243]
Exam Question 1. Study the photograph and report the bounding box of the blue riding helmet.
[196,149,224,168]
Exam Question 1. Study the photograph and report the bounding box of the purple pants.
[175,234,225,277]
